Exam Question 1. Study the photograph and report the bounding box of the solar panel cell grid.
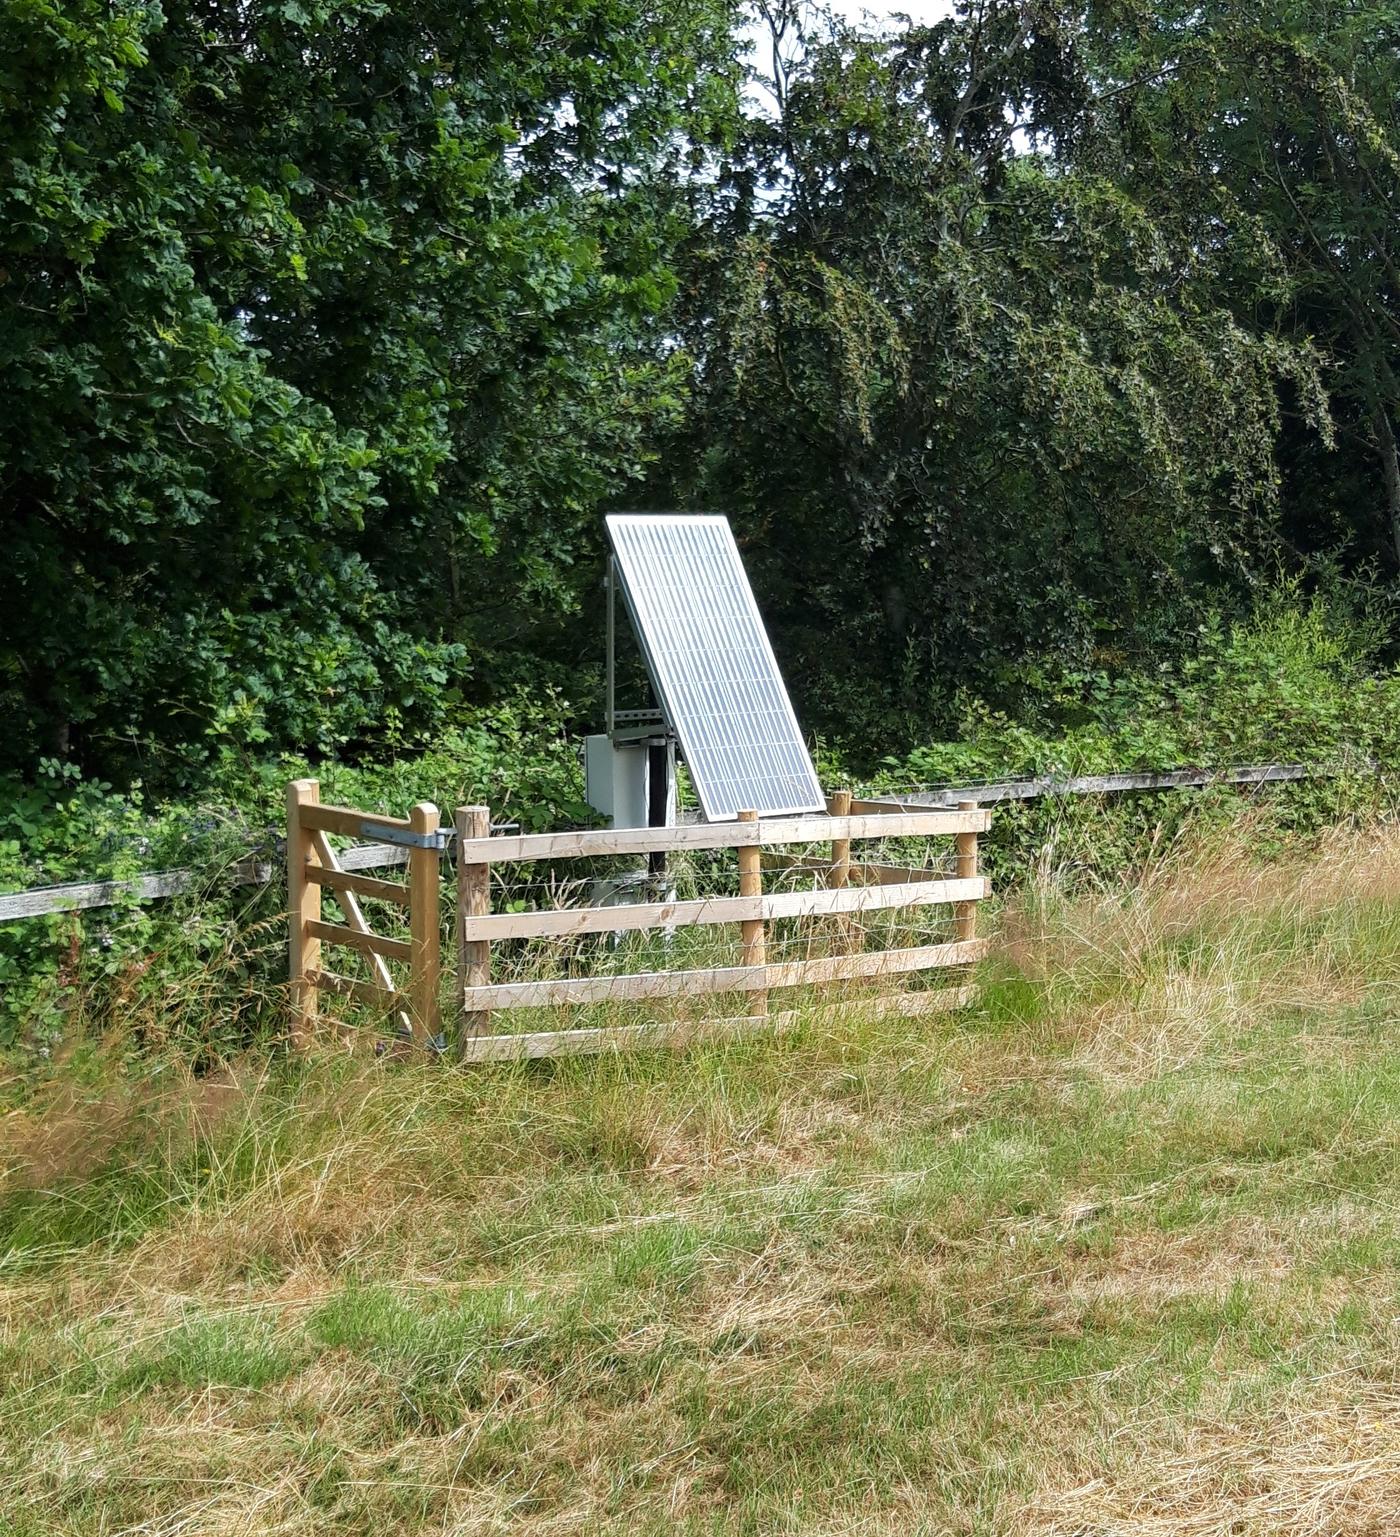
[606,514,827,821]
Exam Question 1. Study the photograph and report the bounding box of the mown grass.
[1,823,1399,1534]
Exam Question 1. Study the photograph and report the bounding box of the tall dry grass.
[0,819,1397,1535]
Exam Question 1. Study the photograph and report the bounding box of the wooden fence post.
[827,788,853,954]
[287,779,321,1050]
[737,808,767,1017]
[455,804,492,1053]
[955,798,979,943]
[408,802,442,1042]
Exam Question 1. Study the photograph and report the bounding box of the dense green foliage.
[1097,0,1400,574]
[1,0,738,777]
[2,0,1398,783]
[0,692,590,1049]
[669,5,1332,738]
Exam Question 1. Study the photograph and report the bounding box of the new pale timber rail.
[450,808,988,865]
[456,987,976,1064]
[458,876,988,942]
[456,941,987,1013]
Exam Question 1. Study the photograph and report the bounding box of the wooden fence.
[1,761,1348,926]
[287,780,992,1063]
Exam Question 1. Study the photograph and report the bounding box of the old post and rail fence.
[0,762,1349,1063]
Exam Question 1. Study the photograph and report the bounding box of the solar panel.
[606,513,826,822]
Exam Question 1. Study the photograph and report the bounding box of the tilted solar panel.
[606,513,826,822]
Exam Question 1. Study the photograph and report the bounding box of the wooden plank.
[287,780,320,1050]
[955,798,979,943]
[308,969,409,1012]
[455,809,990,864]
[308,864,411,906]
[297,803,413,840]
[459,876,988,942]
[854,795,992,812]
[459,938,988,1011]
[455,805,492,1051]
[305,920,412,963]
[851,763,1320,812]
[459,1015,773,1062]
[1,871,192,920]
[0,841,413,925]
[407,801,442,1040]
[455,986,978,1063]
[0,862,279,922]
[738,809,767,1019]
[308,830,413,1040]
[337,843,410,874]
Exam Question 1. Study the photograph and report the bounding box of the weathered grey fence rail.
[0,761,1349,924]
[852,761,1328,810]
[0,843,409,923]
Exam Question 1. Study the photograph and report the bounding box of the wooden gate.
[286,780,444,1050]
[286,780,991,1062]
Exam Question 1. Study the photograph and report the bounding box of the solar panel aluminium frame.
[605,513,827,822]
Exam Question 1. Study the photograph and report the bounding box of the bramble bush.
[0,694,590,1059]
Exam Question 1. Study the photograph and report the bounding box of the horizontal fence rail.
[853,761,1345,811]
[459,876,990,943]
[452,808,989,865]
[0,761,1353,923]
[0,846,393,923]
[455,987,978,1064]
[456,941,989,1013]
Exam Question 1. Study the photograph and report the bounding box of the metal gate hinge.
[363,823,452,851]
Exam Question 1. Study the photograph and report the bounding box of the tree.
[0,0,740,780]
[1092,0,1400,572]
[665,2,1326,745]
